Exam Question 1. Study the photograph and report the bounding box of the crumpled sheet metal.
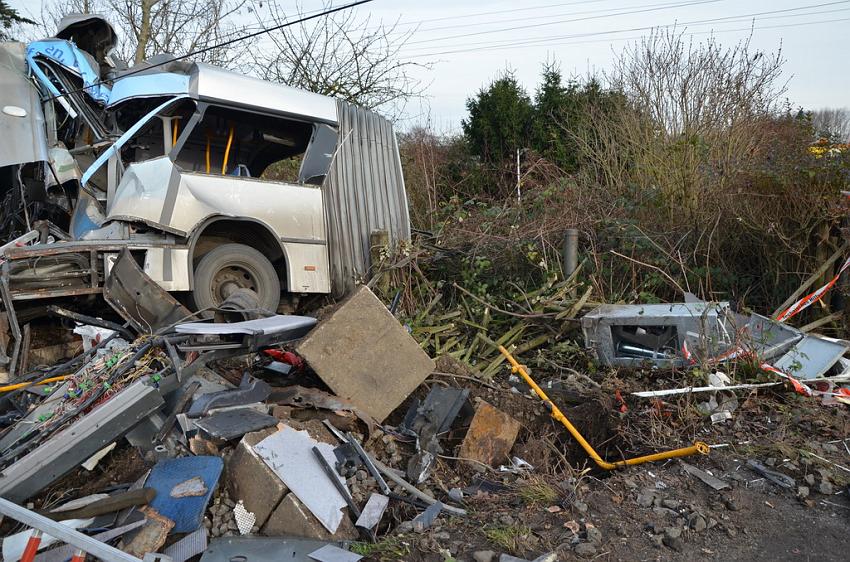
[269,385,375,436]
[0,43,49,168]
[104,248,192,334]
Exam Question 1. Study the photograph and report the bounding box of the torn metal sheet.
[354,493,389,531]
[411,501,442,532]
[254,425,349,534]
[194,408,278,441]
[308,544,362,562]
[188,375,271,417]
[746,314,803,361]
[104,248,192,334]
[773,335,849,380]
[746,459,795,489]
[33,519,146,562]
[162,527,208,562]
[400,387,469,436]
[681,462,730,491]
[0,43,48,167]
[200,537,347,562]
[581,302,733,367]
[175,315,317,338]
[269,385,375,435]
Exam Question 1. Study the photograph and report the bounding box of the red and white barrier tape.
[776,255,850,323]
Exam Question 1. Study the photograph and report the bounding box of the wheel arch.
[187,216,290,290]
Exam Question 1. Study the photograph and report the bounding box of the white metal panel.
[282,242,330,294]
[191,63,338,124]
[0,42,49,167]
[144,247,191,291]
[108,157,327,242]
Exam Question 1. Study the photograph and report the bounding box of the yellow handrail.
[221,125,234,175]
[498,345,709,470]
[205,131,211,174]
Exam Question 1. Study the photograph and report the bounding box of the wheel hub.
[210,265,257,305]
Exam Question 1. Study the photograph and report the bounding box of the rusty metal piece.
[104,248,191,334]
[458,400,521,467]
[123,507,174,558]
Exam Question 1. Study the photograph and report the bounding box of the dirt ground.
[353,365,850,562]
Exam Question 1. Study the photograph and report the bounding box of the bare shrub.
[569,29,845,309]
[251,2,428,118]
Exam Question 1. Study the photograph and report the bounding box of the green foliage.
[462,70,533,166]
[0,1,34,40]
[531,63,623,173]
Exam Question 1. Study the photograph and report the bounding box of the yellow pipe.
[0,375,68,393]
[205,132,211,174]
[498,345,709,470]
[172,117,179,146]
[221,125,234,175]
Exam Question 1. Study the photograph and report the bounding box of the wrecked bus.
[0,16,411,368]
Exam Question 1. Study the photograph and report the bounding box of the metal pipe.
[563,228,579,277]
[498,345,709,470]
[0,497,144,562]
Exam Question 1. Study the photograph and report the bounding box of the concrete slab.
[261,493,358,540]
[225,428,287,527]
[459,400,522,467]
[295,285,435,422]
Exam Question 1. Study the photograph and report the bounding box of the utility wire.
[388,0,720,37]
[403,0,724,45]
[41,0,374,102]
[401,15,850,59]
[400,0,850,55]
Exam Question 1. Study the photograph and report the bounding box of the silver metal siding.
[323,100,412,297]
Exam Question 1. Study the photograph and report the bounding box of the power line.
[369,0,617,30]
[403,0,724,46]
[400,15,850,60]
[42,0,374,101]
[399,0,850,55]
[389,0,718,36]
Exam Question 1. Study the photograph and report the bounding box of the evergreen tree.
[0,1,34,41]
[462,71,533,165]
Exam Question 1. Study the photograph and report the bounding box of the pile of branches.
[371,245,597,378]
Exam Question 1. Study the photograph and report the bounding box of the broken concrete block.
[459,400,521,467]
[295,285,435,422]
[226,428,287,527]
[261,492,358,540]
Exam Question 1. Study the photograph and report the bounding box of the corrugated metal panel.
[323,100,411,297]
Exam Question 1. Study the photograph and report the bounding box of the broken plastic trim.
[498,345,709,470]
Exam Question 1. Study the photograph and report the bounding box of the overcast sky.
[10,0,850,131]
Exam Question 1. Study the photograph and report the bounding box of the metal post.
[563,229,579,277]
[515,148,522,203]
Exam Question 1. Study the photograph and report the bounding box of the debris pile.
[1,245,849,562]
